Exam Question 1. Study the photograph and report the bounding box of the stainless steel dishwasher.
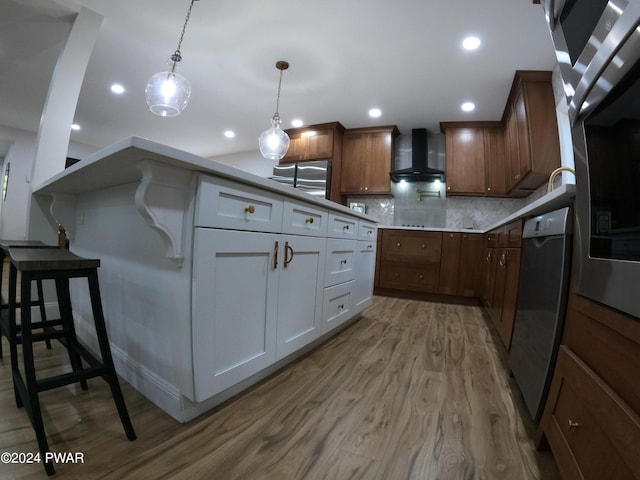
[508,206,573,423]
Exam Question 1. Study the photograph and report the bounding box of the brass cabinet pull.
[305,217,314,224]
[486,251,492,262]
[487,187,492,191]
[338,304,345,309]
[273,241,279,269]
[499,251,507,267]
[245,205,256,214]
[284,241,294,267]
[515,174,521,180]
[367,230,373,235]
[340,259,347,265]
[343,225,350,230]
[396,242,401,247]
[418,274,424,279]
[364,186,368,191]
[421,244,426,249]
[567,420,581,430]
[367,244,373,249]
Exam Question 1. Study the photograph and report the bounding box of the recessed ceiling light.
[71,123,81,131]
[110,83,125,94]
[462,36,481,51]
[461,102,476,112]
[291,119,304,128]
[369,108,382,118]
[224,130,235,138]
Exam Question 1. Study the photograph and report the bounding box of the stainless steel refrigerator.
[270,160,332,199]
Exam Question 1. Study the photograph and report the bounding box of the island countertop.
[34,135,378,223]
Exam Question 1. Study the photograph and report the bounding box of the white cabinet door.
[192,228,279,401]
[354,240,376,312]
[276,235,326,360]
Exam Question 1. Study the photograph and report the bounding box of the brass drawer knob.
[244,205,256,214]
[338,304,345,309]
[367,244,373,249]
[396,242,401,247]
[568,420,581,430]
[394,272,399,277]
[421,244,426,248]
[418,274,424,279]
[340,259,347,265]
[343,225,350,230]
[305,217,314,224]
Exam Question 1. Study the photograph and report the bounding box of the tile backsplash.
[348,184,531,231]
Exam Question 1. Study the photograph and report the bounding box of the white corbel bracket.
[135,160,192,267]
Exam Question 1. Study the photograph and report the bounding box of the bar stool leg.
[35,279,52,350]
[55,277,88,391]
[87,269,136,441]
[8,263,22,408]
[19,274,56,475]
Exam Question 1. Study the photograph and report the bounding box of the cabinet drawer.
[541,346,640,480]
[322,280,354,332]
[282,199,328,237]
[380,230,442,262]
[195,176,283,232]
[325,238,356,286]
[328,212,358,239]
[378,260,440,293]
[358,221,377,242]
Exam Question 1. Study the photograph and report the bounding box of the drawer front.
[325,238,356,287]
[195,176,283,232]
[328,212,358,239]
[282,199,328,237]
[381,230,442,262]
[358,221,378,242]
[322,280,354,332]
[378,260,440,293]
[541,346,640,480]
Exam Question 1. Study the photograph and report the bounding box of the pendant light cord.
[170,0,199,73]
[273,68,284,123]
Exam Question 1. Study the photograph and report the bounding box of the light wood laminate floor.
[0,295,560,479]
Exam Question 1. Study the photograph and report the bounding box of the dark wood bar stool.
[7,247,136,476]
[0,240,59,358]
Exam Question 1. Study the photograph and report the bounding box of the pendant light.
[259,61,291,160]
[145,0,199,117]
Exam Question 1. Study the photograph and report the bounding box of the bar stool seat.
[0,240,59,358]
[7,247,136,476]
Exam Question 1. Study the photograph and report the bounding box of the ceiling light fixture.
[291,119,304,128]
[145,0,199,117]
[369,108,382,118]
[462,36,481,50]
[224,130,235,138]
[258,60,290,160]
[461,102,476,112]
[111,83,125,94]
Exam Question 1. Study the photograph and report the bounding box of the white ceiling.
[1,0,556,159]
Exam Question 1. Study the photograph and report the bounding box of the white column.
[28,6,103,240]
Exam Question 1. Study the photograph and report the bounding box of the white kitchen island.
[32,136,378,422]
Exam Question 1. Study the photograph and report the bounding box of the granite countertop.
[379,184,576,234]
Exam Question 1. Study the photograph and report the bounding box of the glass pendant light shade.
[259,117,290,160]
[145,0,198,117]
[145,70,191,117]
[260,61,291,160]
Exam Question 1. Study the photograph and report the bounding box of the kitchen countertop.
[379,183,576,234]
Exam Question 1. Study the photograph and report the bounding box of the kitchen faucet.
[547,166,576,193]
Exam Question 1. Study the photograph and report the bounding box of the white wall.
[209,149,277,179]
[0,125,97,240]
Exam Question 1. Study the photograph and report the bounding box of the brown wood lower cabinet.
[377,230,442,293]
[481,220,523,350]
[537,294,640,480]
[376,229,484,298]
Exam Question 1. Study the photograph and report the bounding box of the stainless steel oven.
[544,0,640,319]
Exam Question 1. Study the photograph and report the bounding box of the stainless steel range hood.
[389,128,446,183]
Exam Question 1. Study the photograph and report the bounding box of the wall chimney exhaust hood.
[389,128,445,183]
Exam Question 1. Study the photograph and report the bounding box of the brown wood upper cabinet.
[281,122,342,162]
[340,125,399,195]
[503,71,561,196]
[440,122,506,196]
